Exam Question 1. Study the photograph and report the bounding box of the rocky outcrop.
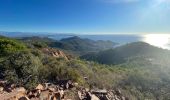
[41,48,70,60]
[0,87,27,100]
[78,88,129,100]
[0,80,76,100]
[0,80,128,100]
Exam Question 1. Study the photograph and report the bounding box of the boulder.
[59,90,64,99]
[44,83,51,89]
[0,87,26,100]
[0,86,3,92]
[36,84,44,90]
[39,90,50,100]
[19,96,30,100]
[30,98,39,100]
[73,82,78,87]
[48,87,56,92]
[0,80,7,87]
[115,89,121,96]
[91,94,100,100]
[15,87,26,93]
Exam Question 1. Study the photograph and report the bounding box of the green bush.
[0,37,27,56]
[0,51,42,89]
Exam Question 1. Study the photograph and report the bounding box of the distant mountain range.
[0,31,75,38]
[50,36,118,53]
[0,31,142,43]
[18,36,118,55]
[2,31,170,50]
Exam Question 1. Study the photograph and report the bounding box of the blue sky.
[0,0,170,34]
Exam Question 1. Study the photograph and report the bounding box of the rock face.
[41,48,70,60]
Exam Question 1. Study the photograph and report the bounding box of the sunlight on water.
[142,34,170,49]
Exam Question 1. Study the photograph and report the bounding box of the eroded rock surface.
[41,48,70,60]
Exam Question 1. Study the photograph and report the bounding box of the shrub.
[0,37,27,56]
[0,51,42,89]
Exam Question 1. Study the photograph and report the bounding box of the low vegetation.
[0,37,27,56]
[0,36,170,99]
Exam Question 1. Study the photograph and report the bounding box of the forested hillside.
[18,36,117,55]
[81,42,170,64]
[58,36,117,52]
[1,36,170,99]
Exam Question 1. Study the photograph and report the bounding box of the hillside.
[50,36,118,54]
[81,42,170,64]
[1,37,170,99]
[0,36,27,57]
[18,36,55,48]
[17,36,118,55]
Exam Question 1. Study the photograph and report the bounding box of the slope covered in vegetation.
[0,37,27,57]
[81,42,170,64]
[1,36,170,99]
[19,36,117,55]
[58,36,117,52]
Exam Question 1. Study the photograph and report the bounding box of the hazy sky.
[0,0,170,34]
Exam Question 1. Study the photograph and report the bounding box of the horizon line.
[0,31,170,35]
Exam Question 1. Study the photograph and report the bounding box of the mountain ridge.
[80,42,170,64]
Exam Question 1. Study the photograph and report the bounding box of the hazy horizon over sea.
[49,34,141,43]
[0,32,170,50]
[49,34,170,50]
